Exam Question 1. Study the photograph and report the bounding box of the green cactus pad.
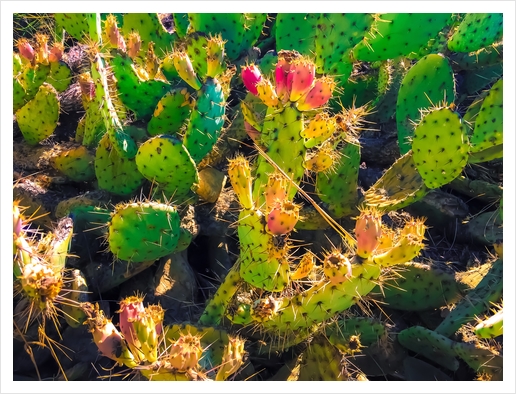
[453,341,503,380]
[147,87,194,137]
[298,338,345,381]
[16,83,59,145]
[372,262,464,311]
[326,317,387,348]
[253,105,305,203]
[183,33,209,78]
[396,54,455,154]
[257,50,277,77]
[173,13,190,38]
[135,134,198,204]
[370,58,408,124]
[82,101,106,148]
[94,132,144,196]
[448,13,503,53]
[332,69,378,109]
[183,77,225,164]
[107,201,181,262]
[461,63,503,96]
[13,63,51,111]
[13,53,22,75]
[188,13,267,60]
[54,13,99,41]
[316,141,360,218]
[363,151,430,211]
[49,144,96,182]
[412,107,469,189]
[238,208,290,292]
[314,13,373,77]
[435,259,503,337]
[47,61,72,92]
[110,53,170,120]
[121,13,176,58]
[469,78,503,153]
[450,42,503,71]
[398,326,459,371]
[463,90,489,135]
[352,14,452,61]
[276,13,317,54]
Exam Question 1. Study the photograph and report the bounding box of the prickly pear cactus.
[54,13,100,41]
[412,106,469,189]
[16,83,59,145]
[107,201,182,262]
[135,134,199,203]
[469,78,503,154]
[396,54,455,154]
[49,144,96,182]
[448,13,503,53]
[352,14,452,61]
[147,87,194,137]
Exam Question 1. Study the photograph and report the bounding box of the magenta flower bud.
[241,64,262,96]
[17,39,35,62]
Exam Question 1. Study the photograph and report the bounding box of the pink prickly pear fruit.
[127,32,141,60]
[172,51,202,90]
[296,76,336,111]
[255,78,279,107]
[48,43,64,63]
[17,39,35,62]
[323,250,352,285]
[275,57,290,101]
[354,207,382,259]
[168,333,204,372]
[287,57,316,102]
[263,173,289,211]
[118,295,145,351]
[266,200,301,235]
[244,121,261,143]
[241,64,262,96]
[85,304,138,368]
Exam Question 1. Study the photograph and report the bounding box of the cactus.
[188,13,267,61]
[396,54,455,155]
[121,13,176,58]
[474,303,503,339]
[371,262,465,311]
[135,134,198,203]
[412,106,469,189]
[49,144,95,182]
[107,201,182,263]
[363,151,430,211]
[94,128,145,196]
[448,13,503,53]
[147,88,194,137]
[54,13,100,41]
[61,269,89,328]
[353,14,452,61]
[435,259,503,337]
[469,78,503,156]
[16,83,59,145]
